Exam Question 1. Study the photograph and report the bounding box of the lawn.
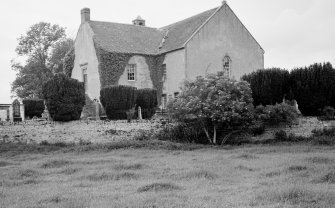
[1,143,335,208]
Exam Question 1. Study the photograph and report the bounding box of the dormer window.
[127,64,136,81]
[223,56,231,77]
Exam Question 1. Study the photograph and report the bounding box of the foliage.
[254,103,299,125]
[168,71,254,144]
[318,106,335,121]
[42,73,85,121]
[63,47,75,77]
[50,38,74,74]
[136,88,158,119]
[22,99,45,118]
[242,68,290,106]
[95,47,165,105]
[155,122,208,144]
[100,85,137,120]
[290,63,335,116]
[11,22,69,99]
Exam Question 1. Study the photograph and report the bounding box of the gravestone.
[12,99,22,122]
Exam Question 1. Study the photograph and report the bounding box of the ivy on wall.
[94,43,166,106]
[95,45,132,88]
[63,47,75,77]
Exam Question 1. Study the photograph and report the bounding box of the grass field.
[1,142,335,208]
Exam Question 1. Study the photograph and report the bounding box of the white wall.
[163,49,186,96]
[185,4,264,80]
[118,55,153,89]
[72,22,101,100]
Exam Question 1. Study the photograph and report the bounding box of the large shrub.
[136,88,158,119]
[22,99,45,118]
[168,71,254,144]
[254,103,299,125]
[290,62,335,116]
[42,73,85,121]
[100,85,137,120]
[242,68,290,106]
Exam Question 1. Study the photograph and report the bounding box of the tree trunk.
[213,125,217,144]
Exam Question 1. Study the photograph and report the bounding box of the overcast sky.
[0,0,334,103]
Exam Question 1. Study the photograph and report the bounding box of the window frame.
[127,64,136,81]
[223,55,231,77]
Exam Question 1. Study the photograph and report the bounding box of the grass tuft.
[113,163,143,171]
[40,160,72,169]
[265,171,281,177]
[180,170,219,180]
[137,182,182,192]
[59,167,80,175]
[313,171,335,184]
[287,165,308,172]
[235,153,258,160]
[255,186,335,206]
[11,169,40,180]
[307,157,334,164]
[0,161,11,167]
[87,172,139,181]
[235,165,256,172]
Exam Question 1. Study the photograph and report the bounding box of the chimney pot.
[81,8,90,23]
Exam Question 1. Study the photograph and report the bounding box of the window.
[127,64,136,81]
[223,56,231,77]
[174,92,179,98]
[162,64,167,81]
[82,67,88,93]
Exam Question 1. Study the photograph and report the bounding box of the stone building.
[0,100,25,122]
[71,1,264,117]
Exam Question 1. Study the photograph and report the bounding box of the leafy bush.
[155,121,208,144]
[255,103,299,125]
[318,106,335,121]
[42,73,85,121]
[100,85,137,120]
[22,99,45,118]
[168,71,254,144]
[136,88,158,119]
[274,130,288,141]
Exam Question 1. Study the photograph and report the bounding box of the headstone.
[12,99,22,122]
[138,106,143,120]
[41,100,50,121]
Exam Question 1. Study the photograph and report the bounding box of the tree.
[11,22,71,99]
[168,72,254,144]
[50,38,74,74]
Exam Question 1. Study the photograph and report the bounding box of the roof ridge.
[160,7,218,30]
[90,20,160,31]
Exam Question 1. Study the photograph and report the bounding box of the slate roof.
[89,7,219,55]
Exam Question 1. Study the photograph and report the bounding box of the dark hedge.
[242,68,290,106]
[22,99,45,118]
[100,85,137,120]
[42,73,85,121]
[136,88,158,119]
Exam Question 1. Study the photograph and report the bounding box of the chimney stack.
[81,8,90,23]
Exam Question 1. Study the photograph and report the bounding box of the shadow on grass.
[86,172,140,181]
[40,160,73,169]
[137,182,182,192]
[113,163,143,171]
[179,170,219,180]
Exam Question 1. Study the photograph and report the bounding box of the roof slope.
[158,7,218,53]
[90,21,165,54]
[89,7,219,55]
